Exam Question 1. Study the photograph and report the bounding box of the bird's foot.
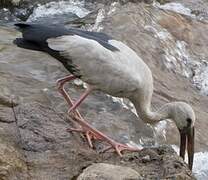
[67,127,102,148]
[67,115,140,156]
[101,142,139,156]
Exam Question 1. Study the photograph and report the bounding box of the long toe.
[102,142,140,156]
[67,116,140,156]
[67,127,103,148]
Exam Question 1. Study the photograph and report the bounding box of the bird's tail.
[13,38,42,51]
[14,23,43,51]
[14,23,31,32]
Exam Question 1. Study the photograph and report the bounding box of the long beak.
[179,126,195,171]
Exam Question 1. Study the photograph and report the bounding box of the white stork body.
[14,23,195,170]
[47,36,152,99]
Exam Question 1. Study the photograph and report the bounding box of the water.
[192,61,208,95]
[91,8,105,31]
[145,16,208,96]
[156,2,195,17]
[153,2,208,96]
[0,7,20,24]
[27,0,90,23]
[172,145,208,179]
[0,0,90,25]
[193,152,208,180]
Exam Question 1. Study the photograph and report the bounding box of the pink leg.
[69,115,140,156]
[68,86,93,113]
[57,75,100,147]
[57,75,83,119]
[57,75,140,155]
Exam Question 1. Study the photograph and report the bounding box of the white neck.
[132,99,171,124]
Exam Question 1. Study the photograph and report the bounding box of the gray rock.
[77,163,143,180]
[11,0,21,5]
[0,0,21,7]
[0,123,28,180]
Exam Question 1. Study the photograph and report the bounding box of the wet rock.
[30,12,79,25]
[141,155,151,162]
[0,105,15,123]
[0,0,21,8]
[168,0,208,20]
[120,0,154,4]
[67,10,99,28]
[0,94,17,108]
[14,102,88,179]
[11,0,21,6]
[156,0,169,4]
[12,101,194,179]
[85,0,153,5]
[77,163,142,180]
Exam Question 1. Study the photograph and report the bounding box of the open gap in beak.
[179,126,195,171]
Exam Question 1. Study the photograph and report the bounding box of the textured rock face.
[0,135,28,180]
[77,163,142,180]
[0,0,54,7]
[0,0,21,7]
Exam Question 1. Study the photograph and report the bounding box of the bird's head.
[168,102,195,170]
[129,98,195,170]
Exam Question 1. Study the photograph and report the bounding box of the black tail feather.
[14,38,42,51]
[14,23,31,28]
[14,23,31,32]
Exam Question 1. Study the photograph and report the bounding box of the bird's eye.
[186,118,192,126]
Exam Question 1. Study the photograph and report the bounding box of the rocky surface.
[0,0,53,7]
[168,0,208,20]
[0,0,21,7]
[77,163,142,180]
[1,0,208,179]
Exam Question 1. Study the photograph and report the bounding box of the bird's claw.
[101,142,140,156]
[67,127,102,148]
[68,110,77,119]
[67,111,140,156]
[67,127,139,156]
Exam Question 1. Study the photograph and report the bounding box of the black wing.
[14,23,119,51]
[14,23,119,77]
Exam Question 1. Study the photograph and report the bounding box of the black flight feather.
[14,23,119,77]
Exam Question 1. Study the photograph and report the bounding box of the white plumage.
[47,35,151,97]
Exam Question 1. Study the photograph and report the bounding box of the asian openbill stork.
[14,23,195,170]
